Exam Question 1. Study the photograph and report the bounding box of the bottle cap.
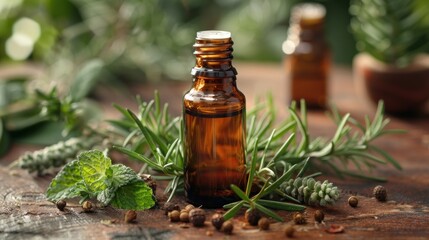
[197,30,231,39]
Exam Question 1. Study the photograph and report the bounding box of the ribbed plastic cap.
[197,30,231,39]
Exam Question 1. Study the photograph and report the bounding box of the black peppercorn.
[124,210,137,223]
[168,210,180,222]
[285,226,295,238]
[163,202,180,215]
[221,220,234,234]
[293,212,306,225]
[348,196,358,208]
[82,200,93,212]
[258,217,270,230]
[189,208,206,227]
[314,210,324,223]
[56,200,66,211]
[211,213,225,230]
[373,185,387,202]
[245,209,261,226]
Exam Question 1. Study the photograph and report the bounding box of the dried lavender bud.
[293,212,306,225]
[221,220,234,234]
[258,217,270,230]
[211,213,225,230]
[124,210,137,223]
[180,211,190,223]
[189,208,206,227]
[348,196,358,208]
[169,210,180,222]
[56,200,66,211]
[373,185,387,202]
[184,204,195,212]
[163,202,180,215]
[285,226,295,238]
[82,200,93,212]
[314,210,324,223]
[245,209,261,226]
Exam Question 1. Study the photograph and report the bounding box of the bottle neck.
[288,3,326,42]
[191,36,237,79]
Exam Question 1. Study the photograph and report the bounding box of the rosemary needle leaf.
[231,184,252,203]
[256,199,305,211]
[254,202,283,222]
[223,201,245,220]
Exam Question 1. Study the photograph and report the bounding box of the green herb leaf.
[78,150,111,193]
[110,180,155,210]
[109,164,138,188]
[46,160,85,202]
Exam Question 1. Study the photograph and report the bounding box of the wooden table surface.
[1,63,429,239]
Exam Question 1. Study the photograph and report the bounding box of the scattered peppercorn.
[124,210,137,223]
[189,208,206,227]
[285,226,295,238]
[373,185,387,202]
[258,217,270,230]
[293,212,306,225]
[169,210,181,222]
[56,200,66,211]
[163,202,180,215]
[348,196,358,208]
[206,230,213,236]
[221,220,234,235]
[180,211,190,223]
[314,210,324,223]
[211,213,225,230]
[184,204,195,212]
[245,209,261,226]
[82,200,93,212]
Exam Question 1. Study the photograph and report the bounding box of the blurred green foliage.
[0,0,358,83]
[350,0,429,67]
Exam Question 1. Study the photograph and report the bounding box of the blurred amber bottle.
[183,31,247,208]
[283,3,330,109]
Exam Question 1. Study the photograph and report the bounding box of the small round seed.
[56,200,66,211]
[314,210,324,223]
[348,196,358,208]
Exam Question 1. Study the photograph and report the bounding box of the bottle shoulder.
[183,88,245,114]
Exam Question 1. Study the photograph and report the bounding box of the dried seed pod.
[82,200,93,212]
[163,202,180,215]
[184,204,195,212]
[221,220,234,235]
[285,226,295,238]
[211,213,225,230]
[56,200,66,211]
[258,217,270,230]
[245,209,261,226]
[314,210,325,223]
[169,210,181,222]
[124,210,137,223]
[180,211,190,223]
[189,208,206,227]
[373,185,387,202]
[141,174,157,195]
[348,196,358,208]
[293,212,306,225]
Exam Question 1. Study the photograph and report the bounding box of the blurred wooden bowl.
[353,53,429,115]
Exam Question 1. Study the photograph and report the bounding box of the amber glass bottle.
[183,31,247,208]
[283,3,330,109]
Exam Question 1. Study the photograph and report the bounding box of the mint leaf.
[97,186,116,205]
[110,164,138,189]
[78,150,111,193]
[110,180,155,210]
[97,164,138,205]
[46,160,86,202]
